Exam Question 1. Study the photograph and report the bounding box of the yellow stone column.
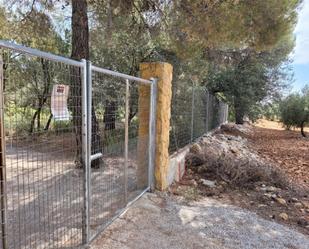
[138,62,173,190]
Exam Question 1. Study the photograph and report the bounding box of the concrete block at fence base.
[168,147,190,186]
[138,62,173,191]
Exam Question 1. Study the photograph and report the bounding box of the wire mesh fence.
[0,47,85,249]
[0,40,227,248]
[0,42,154,249]
[88,70,150,240]
[169,81,228,153]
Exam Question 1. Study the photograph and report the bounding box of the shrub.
[279,86,309,137]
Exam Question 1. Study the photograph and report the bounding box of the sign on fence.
[51,84,70,121]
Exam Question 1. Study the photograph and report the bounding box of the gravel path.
[91,193,309,249]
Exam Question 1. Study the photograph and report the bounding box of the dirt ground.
[91,193,309,249]
[253,119,309,188]
[4,134,145,249]
[255,119,309,132]
[90,120,309,249]
[173,120,309,235]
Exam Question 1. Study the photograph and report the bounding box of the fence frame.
[0,40,157,248]
[0,54,7,249]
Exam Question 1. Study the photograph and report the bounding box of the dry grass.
[255,119,309,132]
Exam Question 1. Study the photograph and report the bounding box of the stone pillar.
[137,62,173,190]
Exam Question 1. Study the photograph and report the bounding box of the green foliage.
[0,0,303,133]
[279,86,309,132]
[205,48,292,124]
[247,104,264,123]
[170,0,301,55]
[263,102,280,121]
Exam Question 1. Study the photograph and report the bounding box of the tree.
[2,0,304,142]
[169,0,301,54]
[262,101,281,121]
[204,31,295,124]
[205,53,288,123]
[279,86,309,137]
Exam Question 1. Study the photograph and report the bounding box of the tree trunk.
[44,113,53,131]
[234,101,244,125]
[71,0,89,61]
[301,120,307,137]
[71,0,102,168]
[128,105,137,125]
[29,108,39,133]
[37,106,41,130]
[30,60,51,133]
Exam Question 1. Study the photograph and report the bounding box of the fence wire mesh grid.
[0,41,228,249]
[0,49,84,249]
[0,43,152,249]
[89,70,150,240]
[169,81,228,153]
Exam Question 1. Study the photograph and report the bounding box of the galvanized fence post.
[86,60,92,241]
[205,90,210,132]
[0,54,7,249]
[225,104,229,123]
[190,81,195,142]
[205,89,209,132]
[148,78,157,191]
[124,79,130,204]
[81,59,91,245]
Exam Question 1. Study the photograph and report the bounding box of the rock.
[188,179,198,187]
[230,148,238,154]
[219,181,227,186]
[297,218,309,227]
[190,143,203,154]
[279,213,289,221]
[199,179,216,188]
[302,201,309,209]
[197,164,208,173]
[186,153,205,167]
[274,197,287,206]
[291,197,299,203]
[260,186,280,192]
[295,203,303,208]
[264,193,273,198]
[258,204,267,208]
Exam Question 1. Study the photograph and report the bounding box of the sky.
[292,0,309,92]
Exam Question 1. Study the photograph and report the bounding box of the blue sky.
[292,0,309,92]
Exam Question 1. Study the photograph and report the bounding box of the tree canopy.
[0,0,303,126]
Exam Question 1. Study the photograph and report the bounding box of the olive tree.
[279,86,309,137]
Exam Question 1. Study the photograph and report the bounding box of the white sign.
[51,84,70,121]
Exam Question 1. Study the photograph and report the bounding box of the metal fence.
[169,81,228,153]
[0,40,227,249]
[0,41,156,249]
